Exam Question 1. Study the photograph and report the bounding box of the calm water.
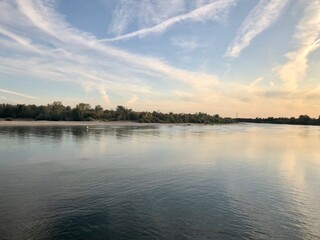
[0,123,319,240]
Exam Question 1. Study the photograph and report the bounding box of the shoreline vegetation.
[0,120,159,127]
[0,102,233,124]
[1,102,319,126]
[236,116,320,126]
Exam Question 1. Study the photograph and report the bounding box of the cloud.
[140,0,186,26]
[1,0,320,117]
[170,36,199,51]
[126,94,138,106]
[0,88,38,100]
[275,1,320,90]
[249,77,263,87]
[0,0,220,101]
[101,0,236,42]
[225,0,289,58]
[109,0,187,36]
[0,27,33,50]
[0,0,220,114]
[108,0,135,36]
[99,88,111,107]
[173,90,195,102]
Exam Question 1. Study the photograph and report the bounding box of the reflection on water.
[0,123,319,240]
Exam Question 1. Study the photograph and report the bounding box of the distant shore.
[0,120,160,127]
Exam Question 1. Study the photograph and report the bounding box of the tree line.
[0,102,234,124]
[237,115,320,126]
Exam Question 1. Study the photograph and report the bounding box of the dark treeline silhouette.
[237,115,320,126]
[0,102,234,124]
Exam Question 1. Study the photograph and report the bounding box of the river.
[0,123,319,239]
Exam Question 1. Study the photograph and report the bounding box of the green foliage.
[0,102,234,124]
[237,115,320,126]
[94,105,103,118]
[3,101,319,125]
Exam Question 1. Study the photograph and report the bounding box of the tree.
[74,103,91,120]
[0,102,235,124]
[298,115,311,124]
[116,106,132,120]
[50,101,65,120]
[94,105,103,118]
[140,112,153,123]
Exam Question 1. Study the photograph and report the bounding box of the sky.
[0,0,319,118]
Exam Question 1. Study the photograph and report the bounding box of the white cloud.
[276,1,320,90]
[126,94,139,106]
[109,0,187,37]
[138,0,186,28]
[101,0,236,42]
[170,36,199,51]
[225,0,289,58]
[99,88,111,107]
[173,90,195,102]
[249,77,263,87]
[1,0,320,117]
[0,0,220,100]
[0,88,38,100]
[108,0,135,36]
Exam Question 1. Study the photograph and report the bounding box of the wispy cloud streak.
[108,0,135,36]
[276,1,320,90]
[100,0,236,42]
[225,0,289,58]
[0,88,38,100]
[109,0,187,36]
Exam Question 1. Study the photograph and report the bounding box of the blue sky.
[0,0,319,117]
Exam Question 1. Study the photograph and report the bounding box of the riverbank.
[0,120,160,127]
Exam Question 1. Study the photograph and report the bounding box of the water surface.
[0,123,319,239]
